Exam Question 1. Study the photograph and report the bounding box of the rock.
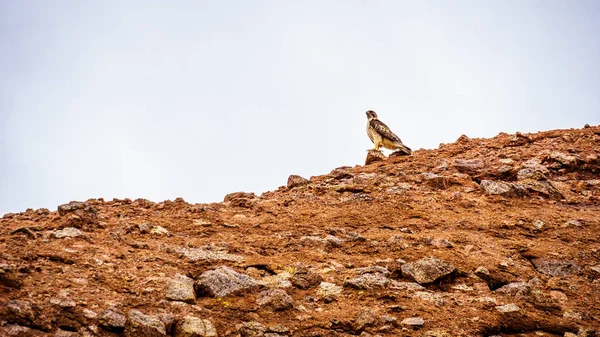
[344,272,390,290]
[57,201,98,228]
[428,238,454,248]
[125,310,166,337]
[223,192,255,208]
[316,282,343,302]
[151,226,169,235]
[353,308,377,331]
[325,234,344,247]
[158,313,176,335]
[531,258,581,277]
[365,150,385,165]
[138,222,152,233]
[518,180,564,200]
[166,274,196,303]
[533,220,545,230]
[495,303,522,316]
[99,308,127,332]
[0,263,23,288]
[401,258,456,284]
[421,173,450,190]
[495,282,530,296]
[453,159,484,172]
[49,297,76,309]
[51,227,85,239]
[238,321,266,337]
[0,325,34,337]
[170,247,244,263]
[290,267,322,289]
[287,175,310,189]
[174,316,217,337]
[390,281,425,291]
[195,266,257,298]
[2,300,36,326]
[257,289,293,311]
[401,317,424,327]
[546,152,579,168]
[355,266,390,276]
[480,180,526,197]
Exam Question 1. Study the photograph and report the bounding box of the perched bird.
[365,110,412,155]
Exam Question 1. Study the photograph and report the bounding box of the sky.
[1,0,599,215]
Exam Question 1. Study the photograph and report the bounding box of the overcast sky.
[1,1,599,215]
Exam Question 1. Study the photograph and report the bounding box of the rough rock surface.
[1,125,600,336]
[125,309,166,337]
[401,257,456,284]
[175,316,217,337]
[195,266,257,298]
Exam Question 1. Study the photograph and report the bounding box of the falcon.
[365,110,412,155]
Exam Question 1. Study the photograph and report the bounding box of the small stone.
[49,297,76,309]
[353,308,377,331]
[495,303,521,315]
[52,227,84,239]
[430,238,454,248]
[257,289,293,311]
[290,267,322,290]
[480,180,526,197]
[401,317,424,327]
[401,258,456,284]
[533,220,545,230]
[238,321,266,337]
[565,333,578,337]
[175,316,217,337]
[365,150,386,165]
[151,226,169,235]
[195,266,257,298]
[495,282,530,296]
[316,282,343,302]
[531,258,581,277]
[355,266,390,276]
[453,159,484,172]
[287,175,310,189]
[166,274,196,303]
[3,300,36,325]
[99,308,127,332]
[325,235,344,247]
[125,310,166,337]
[344,273,389,290]
[563,310,582,320]
[389,281,425,291]
[138,223,152,233]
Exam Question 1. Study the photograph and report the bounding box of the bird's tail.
[395,144,412,156]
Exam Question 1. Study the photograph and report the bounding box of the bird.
[365,110,412,155]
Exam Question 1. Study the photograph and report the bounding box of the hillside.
[1,125,599,337]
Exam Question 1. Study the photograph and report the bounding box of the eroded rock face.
[401,258,456,284]
[195,266,257,298]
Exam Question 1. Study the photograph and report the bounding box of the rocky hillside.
[1,125,600,337]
